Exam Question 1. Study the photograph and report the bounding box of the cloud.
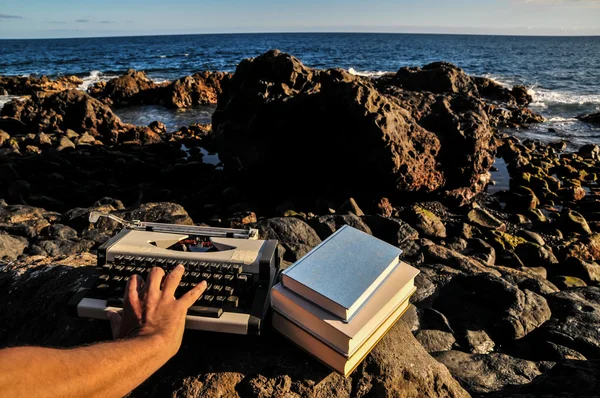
[47,20,67,24]
[125,20,135,24]
[75,19,89,23]
[98,20,116,24]
[0,13,22,19]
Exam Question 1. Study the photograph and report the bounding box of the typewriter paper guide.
[281,225,402,321]
[107,230,262,270]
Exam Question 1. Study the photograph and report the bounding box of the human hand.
[107,264,207,358]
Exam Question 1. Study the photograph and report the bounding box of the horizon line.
[2,30,600,41]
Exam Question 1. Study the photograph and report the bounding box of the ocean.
[1,33,599,146]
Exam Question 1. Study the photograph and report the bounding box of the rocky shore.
[1,50,600,397]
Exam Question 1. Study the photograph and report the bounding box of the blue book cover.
[281,225,402,321]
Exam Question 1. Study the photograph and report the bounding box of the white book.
[281,225,403,321]
[272,261,418,356]
[272,297,412,377]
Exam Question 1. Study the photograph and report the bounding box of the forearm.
[0,335,172,398]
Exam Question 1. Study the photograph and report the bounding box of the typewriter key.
[215,296,226,307]
[226,296,239,308]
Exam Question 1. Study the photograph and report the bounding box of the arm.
[0,265,206,398]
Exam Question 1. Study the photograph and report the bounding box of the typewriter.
[67,212,279,335]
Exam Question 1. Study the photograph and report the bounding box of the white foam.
[159,55,166,58]
[348,68,390,78]
[77,70,119,91]
[0,95,23,110]
[529,87,600,107]
[184,53,189,57]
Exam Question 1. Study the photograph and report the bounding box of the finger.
[178,280,207,308]
[162,264,185,297]
[107,310,122,340]
[125,274,143,305]
[144,267,165,297]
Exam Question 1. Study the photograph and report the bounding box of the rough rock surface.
[213,50,496,200]
[539,287,600,358]
[253,217,322,264]
[0,75,82,95]
[1,89,130,144]
[433,273,551,342]
[433,350,551,395]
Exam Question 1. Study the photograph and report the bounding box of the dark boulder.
[253,217,321,264]
[89,69,164,106]
[0,75,82,96]
[577,112,600,125]
[1,89,130,144]
[394,62,479,95]
[539,287,600,358]
[433,273,551,342]
[164,71,231,108]
[307,213,371,240]
[433,350,550,395]
[213,50,496,201]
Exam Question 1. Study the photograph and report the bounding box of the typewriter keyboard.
[87,255,255,318]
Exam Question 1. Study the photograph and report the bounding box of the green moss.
[492,231,528,251]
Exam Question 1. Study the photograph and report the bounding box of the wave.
[348,68,390,78]
[529,87,600,108]
[77,70,119,91]
[159,55,167,58]
[0,95,23,110]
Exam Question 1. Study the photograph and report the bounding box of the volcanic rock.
[433,273,551,342]
[213,50,496,201]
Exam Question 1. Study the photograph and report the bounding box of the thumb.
[107,310,122,340]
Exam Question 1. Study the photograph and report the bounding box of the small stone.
[560,209,592,235]
[515,242,558,268]
[24,145,41,155]
[65,129,79,139]
[512,214,532,227]
[464,330,495,354]
[517,230,545,246]
[415,330,456,353]
[35,132,52,146]
[57,136,75,151]
[338,197,364,216]
[563,256,600,284]
[553,275,587,289]
[407,205,446,239]
[377,197,393,218]
[467,207,506,231]
[76,132,96,146]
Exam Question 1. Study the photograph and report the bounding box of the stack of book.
[271,225,419,376]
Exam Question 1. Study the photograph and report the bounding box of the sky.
[0,0,599,39]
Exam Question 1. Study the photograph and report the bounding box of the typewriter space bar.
[106,298,222,318]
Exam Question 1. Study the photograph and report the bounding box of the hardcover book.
[281,225,403,321]
[272,297,412,376]
[272,261,418,356]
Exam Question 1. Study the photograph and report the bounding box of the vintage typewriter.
[68,212,279,335]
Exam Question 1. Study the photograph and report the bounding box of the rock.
[165,71,231,108]
[35,132,52,147]
[491,265,559,296]
[406,205,447,239]
[433,351,549,395]
[414,330,456,353]
[423,244,498,275]
[76,132,97,146]
[562,256,600,284]
[57,136,75,151]
[417,307,454,333]
[542,341,587,361]
[37,239,94,256]
[516,230,545,246]
[40,224,78,240]
[213,50,495,199]
[92,69,160,106]
[560,209,592,235]
[464,330,495,354]
[514,242,559,269]
[254,217,321,263]
[467,207,505,230]
[116,202,194,226]
[0,233,28,260]
[354,322,470,397]
[376,197,393,217]
[307,213,371,240]
[578,112,600,125]
[394,61,478,95]
[539,287,600,358]
[227,211,257,228]
[400,304,420,332]
[337,197,364,216]
[1,89,126,144]
[553,275,587,289]
[0,74,81,95]
[489,231,527,251]
[433,273,551,342]
[468,238,496,266]
[361,215,419,246]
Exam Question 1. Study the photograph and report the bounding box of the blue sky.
[1,0,599,39]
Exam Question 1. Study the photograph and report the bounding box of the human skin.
[0,264,206,398]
